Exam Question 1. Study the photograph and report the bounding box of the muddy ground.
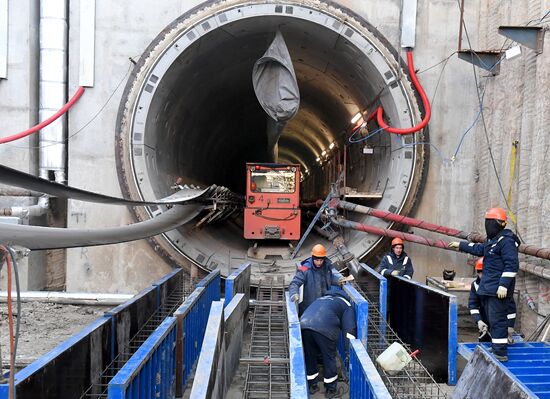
[0,301,111,370]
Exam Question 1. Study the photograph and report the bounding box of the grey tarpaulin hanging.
[252,30,300,162]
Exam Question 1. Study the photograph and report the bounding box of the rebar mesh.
[79,276,192,399]
[243,278,290,399]
[355,282,448,399]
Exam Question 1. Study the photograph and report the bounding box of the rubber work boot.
[325,385,346,398]
[309,381,320,395]
[494,353,508,362]
[508,327,515,344]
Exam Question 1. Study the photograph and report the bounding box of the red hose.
[376,50,431,135]
[1,246,15,399]
[0,86,86,144]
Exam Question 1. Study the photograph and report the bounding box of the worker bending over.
[378,238,414,279]
[469,257,517,343]
[289,244,341,315]
[450,208,519,361]
[300,287,356,398]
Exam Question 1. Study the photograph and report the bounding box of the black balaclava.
[485,219,504,239]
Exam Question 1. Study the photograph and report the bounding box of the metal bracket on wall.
[498,26,545,54]
[457,50,503,75]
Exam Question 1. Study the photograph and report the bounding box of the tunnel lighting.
[321,150,327,156]
[316,157,320,162]
[329,142,335,150]
[351,112,362,124]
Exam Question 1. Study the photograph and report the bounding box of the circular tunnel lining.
[116,0,427,278]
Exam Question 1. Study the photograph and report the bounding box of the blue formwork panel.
[189,301,225,399]
[349,339,392,399]
[0,316,112,399]
[224,263,251,306]
[334,276,368,376]
[387,276,457,385]
[459,341,550,397]
[285,293,308,399]
[174,270,220,396]
[108,317,177,399]
[359,263,387,319]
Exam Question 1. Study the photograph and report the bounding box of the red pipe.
[336,200,550,261]
[375,50,431,135]
[337,200,470,239]
[331,217,452,251]
[0,86,86,144]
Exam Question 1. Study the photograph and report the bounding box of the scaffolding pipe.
[337,200,550,261]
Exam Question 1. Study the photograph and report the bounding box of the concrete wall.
[4,0,549,331]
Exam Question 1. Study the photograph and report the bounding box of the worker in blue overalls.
[300,287,357,398]
[378,237,414,279]
[469,257,517,343]
[289,244,341,315]
[449,207,520,362]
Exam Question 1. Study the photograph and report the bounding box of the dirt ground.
[0,301,111,370]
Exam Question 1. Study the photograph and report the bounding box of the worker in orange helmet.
[469,258,491,342]
[378,237,414,280]
[289,244,341,315]
[449,207,520,361]
[469,257,518,344]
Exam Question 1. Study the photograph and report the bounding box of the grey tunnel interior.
[116,1,427,278]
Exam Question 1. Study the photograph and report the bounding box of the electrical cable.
[457,1,525,241]
[348,127,384,144]
[0,87,85,145]
[6,64,132,150]
[6,247,21,376]
[0,246,16,399]
[375,50,432,134]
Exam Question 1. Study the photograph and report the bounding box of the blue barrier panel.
[108,317,177,399]
[387,276,458,384]
[349,339,392,399]
[153,268,183,307]
[0,316,112,399]
[336,283,368,376]
[285,293,308,399]
[189,301,225,399]
[224,263,251,306]
[454,345,541,399]
[223,293,247,396]
[174,270,221,396]
[359,263,387,320]
[105,282,160,363]
[196,269,221,292]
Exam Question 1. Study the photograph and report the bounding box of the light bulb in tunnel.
[329,142,335,150]
[316,157,320,162]
[321,150,327,156]
[351,112,362,124]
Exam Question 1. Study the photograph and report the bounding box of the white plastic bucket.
[375,342,413,375]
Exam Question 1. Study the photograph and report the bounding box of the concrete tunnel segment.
[115,0,428,281]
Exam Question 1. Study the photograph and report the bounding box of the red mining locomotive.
[244,163,301,240]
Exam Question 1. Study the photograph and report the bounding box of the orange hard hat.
[311,244,327,257]
[485,207,507,222]
[475,257,484,271]
[391,238,404,247]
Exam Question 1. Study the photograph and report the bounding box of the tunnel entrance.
[115,0,428,279]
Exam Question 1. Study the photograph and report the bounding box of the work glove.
[448,242,460,251]
[291,294,299,303]
[497,286,508,299]
[391,270,399,276]
[477,320,488,333]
